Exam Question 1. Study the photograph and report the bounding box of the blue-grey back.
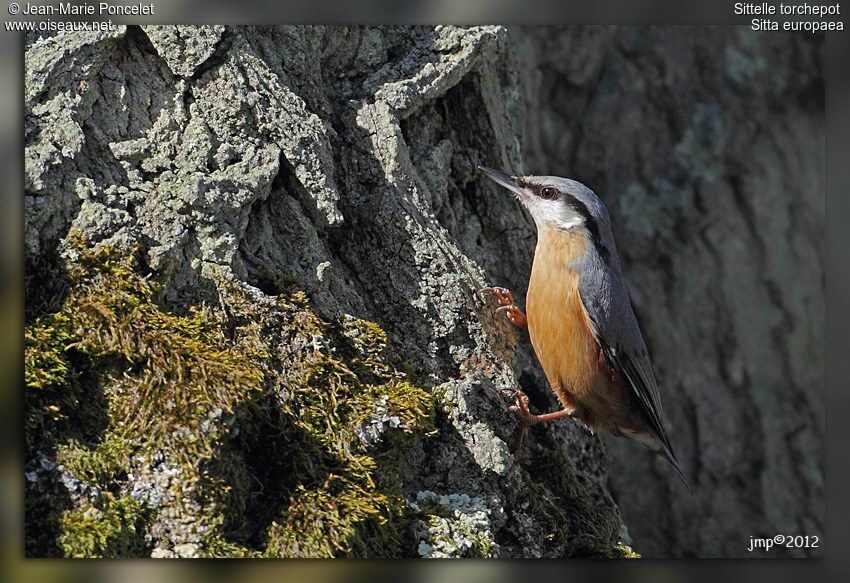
[571,189,671,447]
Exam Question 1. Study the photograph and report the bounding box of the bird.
[477,166,689,489]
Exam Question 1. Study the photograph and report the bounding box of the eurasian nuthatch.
[479,166,688,489]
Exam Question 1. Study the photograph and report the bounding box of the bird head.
[478,166,609,236]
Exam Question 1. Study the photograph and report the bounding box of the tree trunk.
[517,26,824,558]
[24,25,823,558]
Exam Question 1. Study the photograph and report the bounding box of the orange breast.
[526,228,628,430]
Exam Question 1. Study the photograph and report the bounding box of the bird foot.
[478,287,527,328]
[507,391,576,427]
[507,391,541,427]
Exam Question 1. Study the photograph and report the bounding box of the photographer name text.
[16,2,154,16]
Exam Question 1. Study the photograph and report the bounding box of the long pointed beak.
[478,166,524,196]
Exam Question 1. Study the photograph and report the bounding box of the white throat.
[527,199,584,232]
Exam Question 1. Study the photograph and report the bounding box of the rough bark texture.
[24,25,823,558]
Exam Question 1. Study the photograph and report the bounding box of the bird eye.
[540,187,558,200]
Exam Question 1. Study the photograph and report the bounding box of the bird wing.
[577,260,672,451]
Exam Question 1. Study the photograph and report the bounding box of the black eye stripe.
[517,177,611,263]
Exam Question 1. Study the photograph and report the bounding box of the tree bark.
[24,25,823,558]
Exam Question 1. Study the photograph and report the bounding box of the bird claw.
[505,390,537,450]
[496,305,527,328]
[507,391,541,427]
[506,388,576,437]
[479,287,527,328]
[478,286,512,302]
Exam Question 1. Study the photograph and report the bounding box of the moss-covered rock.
[25,235,438,557]
[59,494,153,558]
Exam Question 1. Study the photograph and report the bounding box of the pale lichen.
[412,490,499,558]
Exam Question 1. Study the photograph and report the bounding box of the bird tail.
[660,443,693,495]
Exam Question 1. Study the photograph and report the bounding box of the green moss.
[24,233,267,462]
[614,543,641,558]
[59,494,152,558]
[199,532,258,558]
[263,476,389,557]
[55,433,135,487]
[24,315,74,391]
[27,233,438,558]
[252,303,436,557]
